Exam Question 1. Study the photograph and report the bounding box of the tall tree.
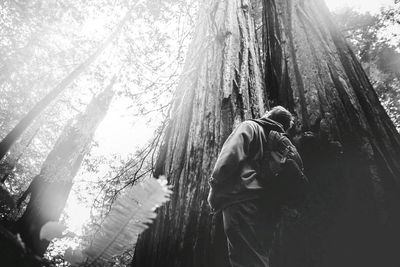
[16,77,116,255]
[134,0,264,266]
[0,7,132,161]
[261,1,400,267]
[134,0,400,267]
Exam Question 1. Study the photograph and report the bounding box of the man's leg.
[222,199,278,267]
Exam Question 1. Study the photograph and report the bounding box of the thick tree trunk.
[134,0,400,267]
[0,8,132,161]
[262,1,400,267]
[16,78,115,255]
[133,1,264,266]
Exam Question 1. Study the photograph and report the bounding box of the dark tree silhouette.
[17,78,115,255]
[262,1,400,267]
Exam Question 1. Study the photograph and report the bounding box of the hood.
[251,117,285,133]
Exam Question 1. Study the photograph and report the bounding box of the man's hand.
[207,187,216,211]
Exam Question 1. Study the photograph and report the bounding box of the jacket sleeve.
[209,121,255,188]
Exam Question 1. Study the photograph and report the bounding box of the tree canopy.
[333,6,400,130]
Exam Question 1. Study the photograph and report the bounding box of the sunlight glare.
[324,0,394,13]
[94,99,156,157]
[65,197,90,235]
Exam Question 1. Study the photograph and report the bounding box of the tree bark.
[262,1,400,267]
[133,1,264,266]
[16,78,116,255]
[134,0,400,267]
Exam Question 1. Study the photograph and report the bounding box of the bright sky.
[56,7,174,249]
[63,99,159,231]
[325,0,400,47]
[324,0,395,13]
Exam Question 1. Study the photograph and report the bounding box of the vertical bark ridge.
[295,5,335,123]
[285,1,310,129]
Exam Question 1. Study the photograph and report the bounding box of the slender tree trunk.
[0,126,39,183]
[16,78,116,255]
[262,1,400,267]
[133,0,264,266]
[0,8,132,161]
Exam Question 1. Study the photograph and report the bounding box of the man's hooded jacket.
[209,117,285,211]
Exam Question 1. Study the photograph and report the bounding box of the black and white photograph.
[0,0,399,266]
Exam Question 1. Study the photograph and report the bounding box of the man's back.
[207,106,300,267]
[208,118,285,211]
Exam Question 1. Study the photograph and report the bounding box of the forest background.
[0,0,399,266]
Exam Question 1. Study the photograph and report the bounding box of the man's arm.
[208,122,255,210]
[209,121,255,188]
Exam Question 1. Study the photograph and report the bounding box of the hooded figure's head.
[263,106,294,131]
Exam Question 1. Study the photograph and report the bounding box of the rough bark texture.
[17,80,115,255]
[134,0,400,267]
[133,1,264,266]
[262,1,400,267]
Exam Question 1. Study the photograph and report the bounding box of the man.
[207,106,297,267]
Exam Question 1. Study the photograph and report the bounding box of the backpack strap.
[267,130,304,171]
